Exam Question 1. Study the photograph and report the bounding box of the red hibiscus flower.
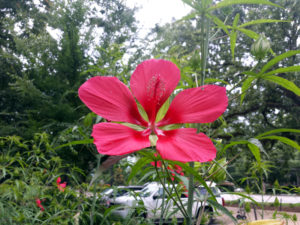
[36,198,44,211]
[57,177,67,192]
[78,59,227,162]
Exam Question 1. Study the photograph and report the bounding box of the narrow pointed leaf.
[207,14,229,35]
[233,13,240,27]
[208,0,283,11]
[230,31,237,59]
[263,75,300,96]
[218,140,250,157]
[54,139,93,150]
[128,157,152,182]
[263,66,300,76]
[239,19,289,28]
[257,136,300,151]
[243,71,259,76]
[256,128,300,138]
[260,50,300,74]
[248,143,261,163]
[236,27,259,39]
[207,199,238,223]
[240,76,256,105]
[205,78,229,85]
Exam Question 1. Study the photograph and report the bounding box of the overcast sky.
[125,0,192,37]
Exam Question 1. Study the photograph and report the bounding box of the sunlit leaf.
[248,143,261,163]
[230,31,237,60]
[260,50,300,74]
[257,135,300,151]
[256,128,300,138]
[236,27,259,39]
[204,78,229,85]
[263,75,300,96]
[239,19,289,28]
[240,76,256,105]
[262,66,300,76]
[208,0,283,11]
[207,14,229,35]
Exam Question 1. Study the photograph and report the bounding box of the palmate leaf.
[260,50,300,74]
[206,14,229,35]
[257,135,300,151]
[239,19,289,28]
[255,128,300,138]
[208,0,283,11]
[263,75,300,96]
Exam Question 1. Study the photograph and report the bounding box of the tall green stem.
[186,8,211,225]
[90,155,100,225]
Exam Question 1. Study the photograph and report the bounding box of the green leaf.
[233,13,240,27]
[248,143,261,163]
[243,71,259,76]
[208,0,283,11]
[177,11,197,23]
[218,140,250,157]
[240,76,256,105]
[257,135,300,151]
[204,78,229,85]
[239,19,289,28]
[207,199,238,223]
[156,98,170,122]
[263,66,300,76]
[54,139,93,150]
[256,128,300,138]
[230,31,237,60]
[206,14,229,35]
[260,50,300,74]
[263,75,300,96]
[236,28,259,39]
[128,157,152,182]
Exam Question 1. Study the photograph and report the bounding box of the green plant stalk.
[186,9,211,225]
[261,171,264,219]
[90,155,100,225]
[155,163,188,218]
[162,160,188,217]
[159,165,166,225]
[186,161,195,225]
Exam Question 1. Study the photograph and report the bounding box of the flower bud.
[251,34,271,60]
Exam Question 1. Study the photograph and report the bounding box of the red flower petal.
[56,177,61,185]
[92,123,150,155]
[130,59,180,123]
[79,76,147,126]
[156,128,216,162]
[157,85,228,126]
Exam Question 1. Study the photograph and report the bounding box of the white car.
[110,182,225,223]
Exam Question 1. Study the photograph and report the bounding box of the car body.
[110,182,225,222]
[100,185,144,206]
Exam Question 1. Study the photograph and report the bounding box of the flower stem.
[90,155,100,225]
